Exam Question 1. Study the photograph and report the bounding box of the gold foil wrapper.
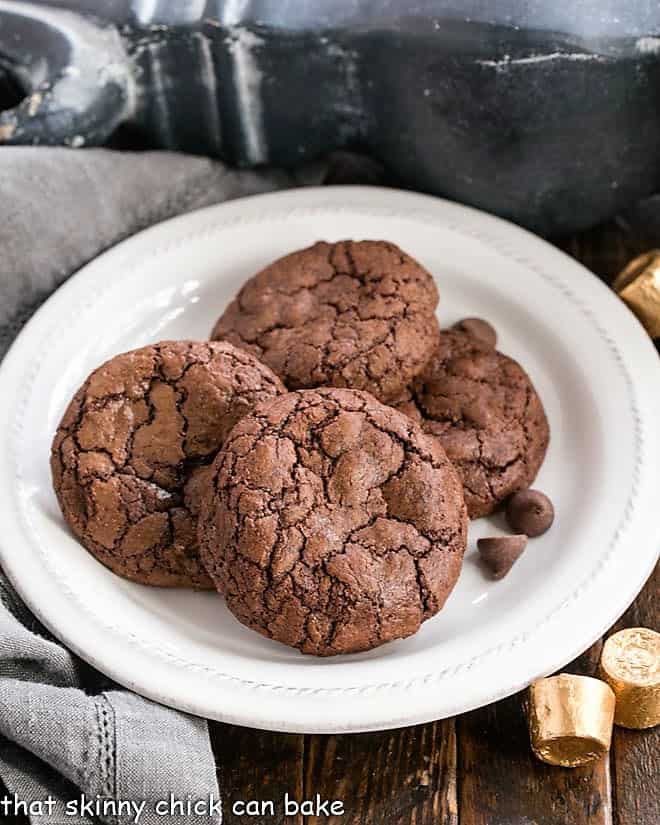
[613,250,660,338]
[600,627,660,729]
[527,674,615,767]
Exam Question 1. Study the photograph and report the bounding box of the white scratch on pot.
[26,92,43,117]
[134,0,205,25]
[226,27,267,165]
[194,32,222,151]
[222,0,250,26]
[478,51,606,70]
[636,37,660,55]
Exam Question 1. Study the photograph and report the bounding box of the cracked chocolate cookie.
[210,240,441,403]
[51,341,286,587]
[198,388,468,656]
[393,330,549,518]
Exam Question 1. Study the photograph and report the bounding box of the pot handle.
[0,0,134,146]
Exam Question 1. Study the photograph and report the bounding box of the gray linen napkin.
[0,147,317,824]
[0,147,318,359]
[0,571,221,825]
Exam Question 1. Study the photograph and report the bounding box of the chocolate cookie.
[393,331,549,518]
[211,240,440,403]
[199,388,468,656]
[51,341,286,587]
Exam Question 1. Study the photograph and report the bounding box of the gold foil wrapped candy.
[600,628,660,729]
[613,250,660,338]
[527,674,615,767]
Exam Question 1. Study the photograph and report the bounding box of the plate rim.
[1,185,658,732]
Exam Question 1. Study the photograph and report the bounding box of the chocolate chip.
[506,489,554,537]
[452,317,497,347]
[477,535,527,579]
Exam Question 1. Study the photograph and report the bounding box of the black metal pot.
[1,1,660,235]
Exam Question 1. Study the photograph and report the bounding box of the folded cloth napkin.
[0,147,318,359]
[0,571,220,825]
[0,146,322,824]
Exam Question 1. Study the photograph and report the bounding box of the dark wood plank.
[610,563,659,825]
[552,219,646,286]
[571,640,605,678]
[457,640,613,825]
[611,561,659,632]
[210,722,304,824]
[304,720,457,825]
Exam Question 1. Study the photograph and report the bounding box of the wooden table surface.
[210,220,660,825]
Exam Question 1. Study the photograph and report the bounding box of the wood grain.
[303,720,457,825]
[211,723,303,824]
[457,700,613,825]
[609,563,659,825]
[553,220,644,286]
[456,638,613,825]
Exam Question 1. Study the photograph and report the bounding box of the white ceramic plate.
[1,187,658,733]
